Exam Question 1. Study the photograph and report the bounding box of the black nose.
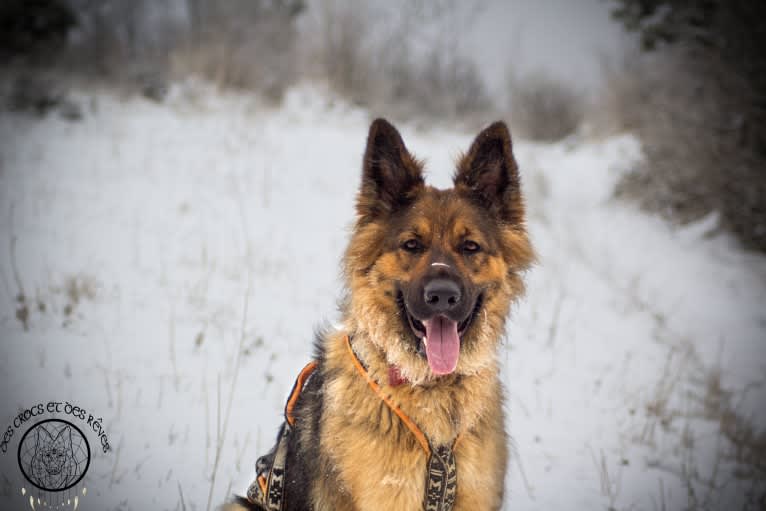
[423,279,462,312]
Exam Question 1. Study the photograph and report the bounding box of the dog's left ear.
[357,118,424,223]
[454,122,523,224]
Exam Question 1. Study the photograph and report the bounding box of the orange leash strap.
[345,335,432,456]
[285,360,318,426]
[345,335,459,510]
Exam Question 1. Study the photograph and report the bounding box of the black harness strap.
[247,361,317,511]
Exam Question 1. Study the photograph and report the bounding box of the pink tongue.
[423,316,460,375]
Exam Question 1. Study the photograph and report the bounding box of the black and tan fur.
[226,119,533,510]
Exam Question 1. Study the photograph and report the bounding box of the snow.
[1,83,764,510]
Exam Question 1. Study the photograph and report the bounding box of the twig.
[590,445,621,508]
[701,420,723,508]
[177,482,187,511]
[109,438,123,487]
[0,267,14,305]
[205,270,252,511]
[511,440,535,499]
[115,370,123,420]
[157,375,165,409]
[657,477,666,511]
[8,203,30,330]
[546,289,564,348]
[204,376,210,469]
[236,432,251,471]
[97,365,114,408]
[169,304,180,392]
[216,374,221,456]
[8,203,25,299]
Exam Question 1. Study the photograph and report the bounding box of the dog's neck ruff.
[346,335,459,511]
[346,335,432,454]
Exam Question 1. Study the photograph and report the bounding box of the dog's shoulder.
[279,328,333,510]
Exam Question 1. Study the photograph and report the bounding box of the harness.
[246,360,317,510]
[246,336,458,511]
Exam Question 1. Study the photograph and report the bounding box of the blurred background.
[0,1,764,510]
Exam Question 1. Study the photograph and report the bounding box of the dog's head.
[343,119,533,383]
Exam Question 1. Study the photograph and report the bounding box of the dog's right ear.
[356,118,424,223]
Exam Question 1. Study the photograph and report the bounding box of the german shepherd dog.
[226,119,533,510]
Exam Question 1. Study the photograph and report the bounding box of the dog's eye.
[462,240,481,254]
[401,239,422,252]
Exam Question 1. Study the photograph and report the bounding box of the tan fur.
[230,120,532,511]
[304,121,532,510]
[312,330,507,510]
[343,188,531,386]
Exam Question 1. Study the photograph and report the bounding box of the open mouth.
[397,291,483,375]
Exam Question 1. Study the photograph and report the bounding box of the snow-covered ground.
[1,83,764,510]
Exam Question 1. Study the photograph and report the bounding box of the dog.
[225,118,533,511]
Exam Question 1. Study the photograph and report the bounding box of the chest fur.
[315,370,506,511]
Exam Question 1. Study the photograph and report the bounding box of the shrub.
[306,0,491,123]
[607,0,766,252]
[5,0,493,123]
[507,70,584,142]
[602,47,766,251]
[0,0,76,65]
[169,0,303,100]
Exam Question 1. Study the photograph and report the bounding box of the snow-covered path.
[1,85,764,510]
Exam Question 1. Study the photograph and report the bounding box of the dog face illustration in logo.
[30,425,77,489]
